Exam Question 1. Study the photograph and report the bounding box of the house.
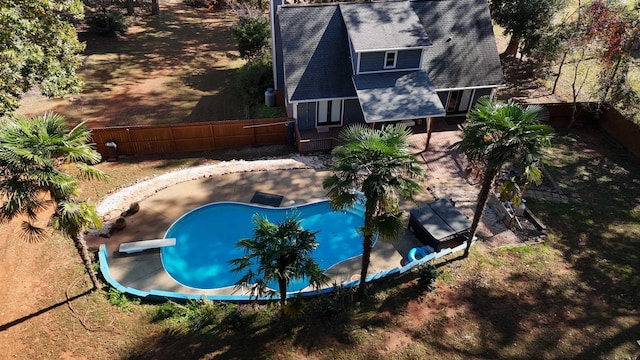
[269,0,504,152]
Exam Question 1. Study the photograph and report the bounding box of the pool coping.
[99,240,474,302]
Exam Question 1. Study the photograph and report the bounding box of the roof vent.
[446,37,452,42]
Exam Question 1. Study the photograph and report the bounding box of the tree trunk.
[73,234,101,290]
[357,199,377,297]
[502,36,520,58]
[598,55,624,114]
[358,235,373,298]
[552,51,568,95]
[463,166,499,258]
[278,276,287,319]
[151,0,160,15]
[423,117,433,153]
[569,48,589,129]
[126,0,134,15]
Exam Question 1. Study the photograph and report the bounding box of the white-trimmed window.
[384,51,397,69]
[317,100,343,126]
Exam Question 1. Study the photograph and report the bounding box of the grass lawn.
[0,129,638,359]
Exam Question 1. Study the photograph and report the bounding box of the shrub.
[416,263,440,294]
[150,301,186,322]
[88,10,128,37]
[305,286,356,321]
[233,16,270,59]
[183,0,211,7]
[185,299,220,331]
[235,54,273,107]
[107,287,140,309]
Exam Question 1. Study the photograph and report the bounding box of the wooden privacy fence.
[541,102,640,158]
[91,118,293,159]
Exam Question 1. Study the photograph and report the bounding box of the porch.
[294,116,465,154]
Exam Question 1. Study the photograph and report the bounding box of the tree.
[323,124,425,297]
[232,16,270,60]
[583,0,640,110]
[451,97,553,258]
[235,54,273,114]
[0,0,85,116]
[230,213,328,318]
[490,0,564,58]
[0,113,107,289]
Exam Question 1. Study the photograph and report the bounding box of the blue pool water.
[161,200,368,292]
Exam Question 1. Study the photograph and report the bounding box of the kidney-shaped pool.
[161,200,369,292]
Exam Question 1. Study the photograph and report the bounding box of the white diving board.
[119,238,176,254]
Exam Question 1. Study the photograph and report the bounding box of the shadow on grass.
[530,131,640,307]
[121,282,423,359]
[63,4,245,127]
[0,289,93,332]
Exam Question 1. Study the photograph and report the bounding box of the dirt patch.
[16,0,246,127]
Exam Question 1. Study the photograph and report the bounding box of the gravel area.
[96,155,331,218]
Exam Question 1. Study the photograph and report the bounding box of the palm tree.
[323,124,425,297]
[230,212,328,318]
[0,113,107,289]
[451,97,553,258]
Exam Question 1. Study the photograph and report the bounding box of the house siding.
[270,0,284,89]
[343,99,364,125]
[358,49,422,73]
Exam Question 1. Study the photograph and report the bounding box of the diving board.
[119,238,176,254]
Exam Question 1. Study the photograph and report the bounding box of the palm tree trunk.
[278,276,287,319]
[73,234,101,290]
[463,166,499,258]
[358,201,377,298]
[358,235,373,298]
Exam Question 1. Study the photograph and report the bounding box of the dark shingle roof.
[353,71,445,123]
[278,5,356,102]
[411,0,504,89]
[277,0,504,103]
[340,2,431,52]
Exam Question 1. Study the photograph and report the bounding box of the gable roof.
[276,0,504,104]
[340,1,432,52]
[278,4,356,102]
[411,0,504,89]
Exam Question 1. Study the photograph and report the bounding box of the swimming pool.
[161,200,370,292]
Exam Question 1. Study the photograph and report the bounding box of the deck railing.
[294,125,340,154]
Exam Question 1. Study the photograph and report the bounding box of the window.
[317,100,342,126]
[384,51,397,69]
